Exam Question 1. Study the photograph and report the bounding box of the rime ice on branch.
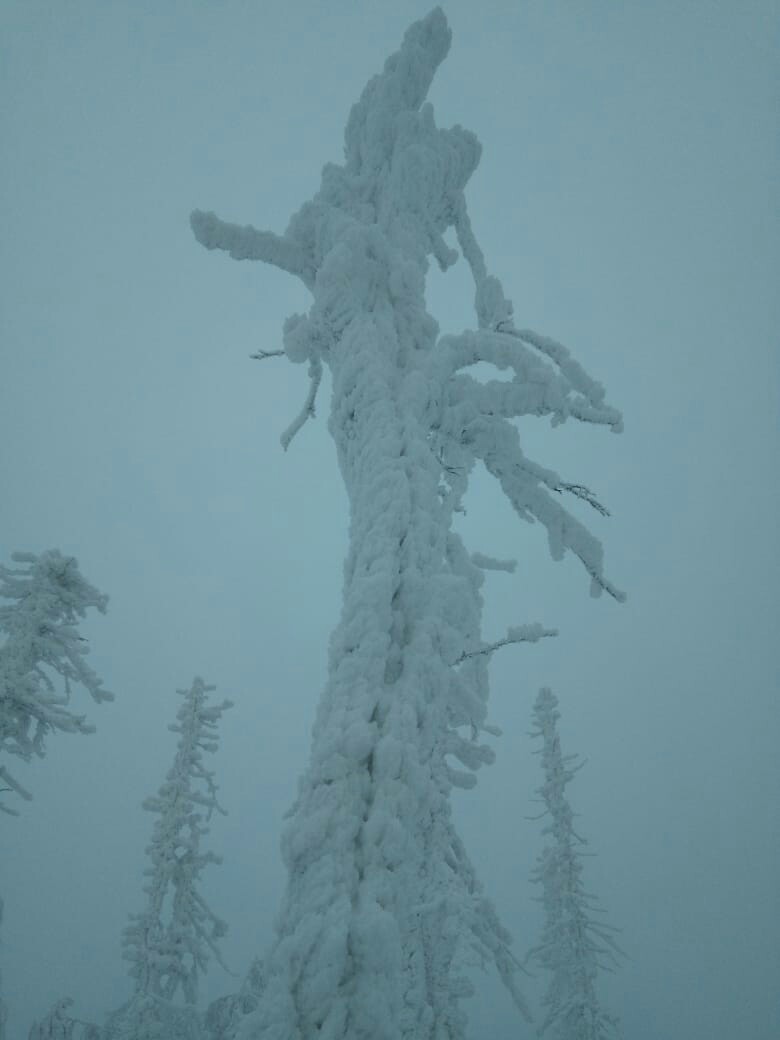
[191,7,623,1039]
[528,689,622,1039]
[0,550,111,816]
[110,678,232,1040]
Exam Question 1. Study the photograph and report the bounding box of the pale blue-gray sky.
[1,2,778,1038]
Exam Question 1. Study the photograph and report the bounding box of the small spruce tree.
[28,997,101,1040]
[528,687,622,1039]
[0,549,111,815]
[109,678,232,1040]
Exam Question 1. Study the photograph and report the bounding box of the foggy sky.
[1,2,778,1038]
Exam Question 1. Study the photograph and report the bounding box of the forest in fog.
[2,3,778,1039]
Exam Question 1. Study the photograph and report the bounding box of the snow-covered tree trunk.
[110,678,232,1040]
[191,9,622,1038]
[528,689,622,1039]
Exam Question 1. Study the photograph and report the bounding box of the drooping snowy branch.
[114,678,232,1038]
[528,688,622,1039]
[279,356,322,450]
[470,552,517,573]
[0,550,111,814]
[457,414,624,601]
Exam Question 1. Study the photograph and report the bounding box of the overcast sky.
[1,2,778,1038]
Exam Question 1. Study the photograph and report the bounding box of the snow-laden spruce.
[191,9,623,1038]
[0,898,6,1040]
[28,997,102,1040]
[0,550,111,816]
[528,689,622,1039]
[107,678,232,1040]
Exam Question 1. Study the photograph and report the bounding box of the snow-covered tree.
[528,688,622,1039]
[190,9,623,1038]
[0,898,7,1040]
[109,678,232,1040]
[0,549,111,815]
[204,958,265,1040]
[28,998,102,1040]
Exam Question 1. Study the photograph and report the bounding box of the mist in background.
[1,1,778,1037]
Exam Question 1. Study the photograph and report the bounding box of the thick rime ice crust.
[191,8,622,1039]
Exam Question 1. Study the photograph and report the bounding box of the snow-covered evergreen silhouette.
[528,688,622,1039]
[191,8,623,1038]
[0,898,6,1040]
[28,997,102,1040]
[0,550,111,816]
[108,678,232,1040]
[204,958,265,1040]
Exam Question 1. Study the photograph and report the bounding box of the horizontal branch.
[190,210,315,288]
[455,623,558,664]
[249,349,285,361]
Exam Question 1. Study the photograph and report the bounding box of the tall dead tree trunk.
[191,9,622,1038]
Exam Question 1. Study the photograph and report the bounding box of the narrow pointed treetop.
[528,688,622,1039]
[0,898,6,1040]
[112,678,232,1040]
[191,8,623,1039]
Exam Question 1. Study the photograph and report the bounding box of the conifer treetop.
[529,688,623,1039]
[0,549,110,815]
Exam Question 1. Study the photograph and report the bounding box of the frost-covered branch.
[249,349,285,361]
[470,552,517,573]
[190,210,315,288]
[460,415,625,601]
[454,623,558,664]
[432,329,622,432]
[280,356,322,450]
[0,550,110,814]
[507,327,622,433]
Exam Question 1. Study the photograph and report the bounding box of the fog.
[1,2,778,1037]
